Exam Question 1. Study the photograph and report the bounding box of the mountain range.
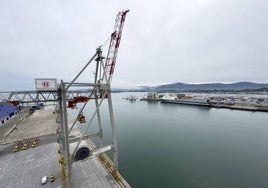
[114,82,268,92]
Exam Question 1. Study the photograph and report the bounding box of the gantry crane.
[0,10,129,188]
[58,10,129,188]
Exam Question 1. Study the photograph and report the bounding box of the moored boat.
[160,94,210,106]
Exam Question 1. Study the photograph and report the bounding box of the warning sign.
[35,78,58,91]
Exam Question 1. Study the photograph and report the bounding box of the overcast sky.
[1,0,268,90]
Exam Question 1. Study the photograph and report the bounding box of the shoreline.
[154,93,268,112]
[160,101,268,112]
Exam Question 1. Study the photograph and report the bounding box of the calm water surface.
[71,92,268,188]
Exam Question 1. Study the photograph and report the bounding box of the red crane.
[104,10,129,84]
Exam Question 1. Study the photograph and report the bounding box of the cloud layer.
[1,0,267,90]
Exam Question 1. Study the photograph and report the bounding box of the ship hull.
[160,98,210,106]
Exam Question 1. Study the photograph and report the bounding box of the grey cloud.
[1,0,267,91]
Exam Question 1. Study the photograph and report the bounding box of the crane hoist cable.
[63,33,111,82]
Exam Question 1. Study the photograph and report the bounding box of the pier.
[0,106,130,188]
[156,93,268,112]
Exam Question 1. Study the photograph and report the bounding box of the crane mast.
[104,10,129,84]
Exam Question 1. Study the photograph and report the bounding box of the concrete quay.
[209,96,268,112]
[0,106,130,188]
[158,93,268,112]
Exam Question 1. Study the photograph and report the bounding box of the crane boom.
[104,10,129,84]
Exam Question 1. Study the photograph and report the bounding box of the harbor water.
[70,92,268,188]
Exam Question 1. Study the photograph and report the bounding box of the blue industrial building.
[0,103,20,125]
